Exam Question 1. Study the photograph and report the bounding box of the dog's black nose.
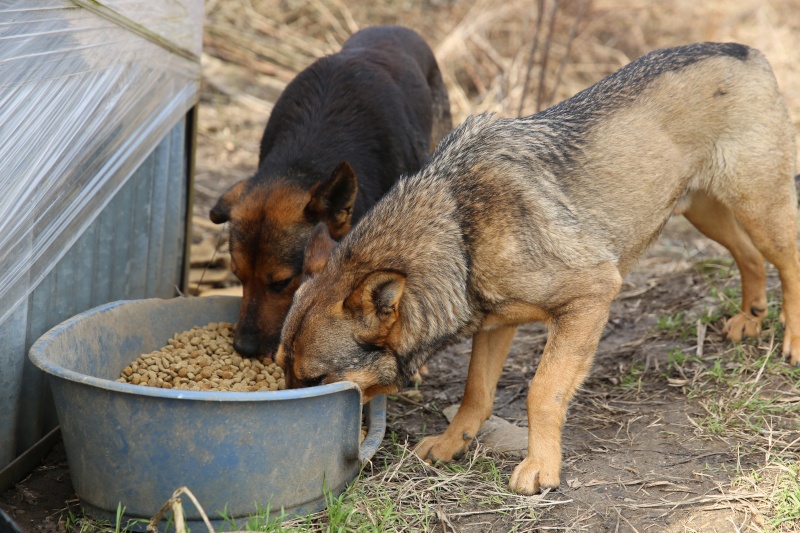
[233,329,279,359]
[232,331,261,358]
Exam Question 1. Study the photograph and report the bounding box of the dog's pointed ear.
[210,181,247,224]
[345,270,406,329]
[306,161,358,240]
[303,222,337,279]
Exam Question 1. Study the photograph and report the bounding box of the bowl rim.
[28,296,363,403]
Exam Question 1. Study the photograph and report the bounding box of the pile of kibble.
[116,322,285,392]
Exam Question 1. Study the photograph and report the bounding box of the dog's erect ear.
[345,271,406,330]
[210,181,247,224]
[303,222,337,279]
[306,161,358,240]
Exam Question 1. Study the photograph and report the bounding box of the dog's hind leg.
[682,192,768,341]
[414,325,517,462]
[725,191,800,366]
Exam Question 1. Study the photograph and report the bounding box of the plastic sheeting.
[0,117,190,468]
[0,0,203,326]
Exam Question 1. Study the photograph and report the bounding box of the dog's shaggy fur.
[278,42,798,494]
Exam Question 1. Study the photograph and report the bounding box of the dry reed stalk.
[546,0,591,105]
[517,0,546,117]
[535,0,561,112]
[205,23,312,71]
[147,487,215,533]
[203,32,298,82]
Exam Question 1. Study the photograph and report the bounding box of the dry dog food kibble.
[116,322,285,392]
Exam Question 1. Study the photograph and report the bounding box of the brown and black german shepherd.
[277,43,798,494]
[209,25,451,358]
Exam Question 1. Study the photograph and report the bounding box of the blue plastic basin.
[28,296,385,526]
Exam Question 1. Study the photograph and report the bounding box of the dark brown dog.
[277,43,798,494]
[210,25,451,358]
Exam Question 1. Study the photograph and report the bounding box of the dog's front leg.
[508,295,616,495]
[415,325,517,462]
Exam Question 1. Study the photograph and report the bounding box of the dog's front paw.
[723,312,762,342]
[414,432,472,463]
[508,456,561,495]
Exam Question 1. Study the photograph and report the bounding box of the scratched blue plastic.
[28,296,386,525]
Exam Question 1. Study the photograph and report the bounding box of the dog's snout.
[232,334,259,358]
[233,338,257,357]
[232,322,280,359]
[299,374,326,388]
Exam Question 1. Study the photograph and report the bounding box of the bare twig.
[547,0,591,106]
[696,318,706,357]
[535,0,560,112]
[517,0,546,117]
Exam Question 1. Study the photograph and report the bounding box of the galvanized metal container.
[28,296,386,525]
[0,0,202,481]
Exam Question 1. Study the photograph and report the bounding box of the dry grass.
[272,441,563,532]
[203,0,800,130]
[195,0,800,222]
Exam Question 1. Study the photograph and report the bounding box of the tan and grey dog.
[277,42,799,495]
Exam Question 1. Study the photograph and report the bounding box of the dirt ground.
[3,1,800,531]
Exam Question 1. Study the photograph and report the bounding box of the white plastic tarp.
[0,0,203,325]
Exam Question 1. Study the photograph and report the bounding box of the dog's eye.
[269,277,292,293]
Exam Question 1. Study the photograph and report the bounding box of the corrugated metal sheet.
[0,119,188,467]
